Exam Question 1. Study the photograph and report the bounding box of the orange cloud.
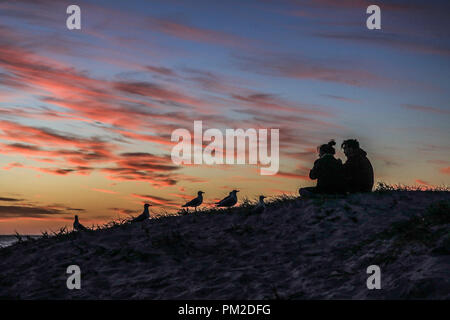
[275,171,310,180]
[415,179,434,190]
[92,188,118,194]
[130,193,178,207]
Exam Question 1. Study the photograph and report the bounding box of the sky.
[0,0,449,234]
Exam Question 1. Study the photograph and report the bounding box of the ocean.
[0,235,41,248]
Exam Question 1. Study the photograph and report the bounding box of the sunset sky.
[0,0,449,234]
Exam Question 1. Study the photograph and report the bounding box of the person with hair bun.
[299,140,345,197]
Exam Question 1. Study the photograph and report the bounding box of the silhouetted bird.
[182,191,204,211]
[73,215,88,231]
[131,203,152,223]
[252,195,266,214]
[216,190,239,207]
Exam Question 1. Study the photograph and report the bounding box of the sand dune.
[0,191,449,299]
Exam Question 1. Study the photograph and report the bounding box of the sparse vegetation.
[1,188,448,299]
[375,182,449,193]
[13,231,23,244]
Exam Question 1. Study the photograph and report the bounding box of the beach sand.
[0,191,449,299]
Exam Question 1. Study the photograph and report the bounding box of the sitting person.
[341,139,374,193]
[299,140,345,197]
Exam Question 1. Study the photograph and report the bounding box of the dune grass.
[8,183,448,249]
[375,182,449,192]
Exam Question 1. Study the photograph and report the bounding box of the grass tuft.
[375,181,449,192]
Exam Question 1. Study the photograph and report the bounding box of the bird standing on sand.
[216,190,239,207]
[73,215,88,231]
[182,191,204,211]
[252,195,266,214]
[131,203,152,223]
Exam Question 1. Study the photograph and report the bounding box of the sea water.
[0,235,41,248]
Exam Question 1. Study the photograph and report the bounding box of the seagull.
[252,195,266,214]
[131,203,152,223]
[216,190,239,207]
[73,215,88,231]
[182,191,204,212]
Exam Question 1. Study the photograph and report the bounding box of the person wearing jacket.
[299,140,345,197]
[341,139,374,193]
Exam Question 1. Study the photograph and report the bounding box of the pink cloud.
[236,53,386,88]
[148,17,254,49]
[92,188,118,194]
[402,104,450,115]
[2,162,24,170]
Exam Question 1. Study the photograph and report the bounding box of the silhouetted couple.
[299,139,374,197]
